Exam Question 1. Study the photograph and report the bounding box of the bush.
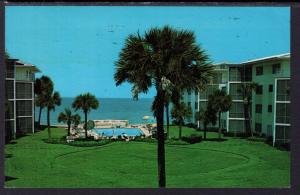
[185,123,197,129]
[181,134,202,144]
[247,136,266,142]
[165,138,189,145]
[151,132,168,140]
[223,131,249,138]
[44,137,111,147]
[133,137,157,143]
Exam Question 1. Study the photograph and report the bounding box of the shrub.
[185,123,197,128]
[151,132,168,140]
[133,137,157,143]
[44,137,111,147]
[165,138,189,145]
[223,131,249,138]
[181,134,202,144]
[247,136,266,142]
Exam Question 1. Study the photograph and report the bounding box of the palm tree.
[208,90,232,141]
[58,108,81,136]
[44,91,61,140]
[34,76,54,127]
[237,82,258,137]
[203,106,218,140]
[114,26,212,187]
[72,93,99,139]
[195,110,203,129]
[171,103,192,139]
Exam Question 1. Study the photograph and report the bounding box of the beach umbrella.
[143,115,151,120]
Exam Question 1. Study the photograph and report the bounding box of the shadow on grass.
[16,133,30,139]
[203,138,228,142]
[5,176,18,182]
[5,154,13,158]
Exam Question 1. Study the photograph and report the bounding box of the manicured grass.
[5,127,290,188]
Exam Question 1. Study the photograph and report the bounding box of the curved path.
[51,141,255,175]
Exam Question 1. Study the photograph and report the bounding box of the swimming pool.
[92,128,144,137]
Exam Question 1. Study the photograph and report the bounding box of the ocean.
[36,98,156,125]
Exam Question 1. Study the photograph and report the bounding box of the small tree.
[58,108,81,136]
[34,76,54,128]
[237,82,258,136]
[195,110,204,130]
[72,93,99,139]
[203,106,218,140]
[45,91,61,140]
[171,102,192,139]
[208,90,232,141]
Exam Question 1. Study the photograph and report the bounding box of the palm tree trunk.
[38,106,43,128]
[165,103,169,139]
[248,107,253,137]
[84,111,88,139]
[204,123,207,140]
[244,103,251,136]
[156,89,166,188]
[47,107,51,140]
[179,120,182,140]
[218,112,221,141]
[67,121,71,136]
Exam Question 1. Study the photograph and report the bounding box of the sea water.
[36,98,156,125]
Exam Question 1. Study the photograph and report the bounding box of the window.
[187,89,191,95]
[16,100,32,116]
[255,104,262,113]
[195,89,198,96]
[200,85,218,100]
[268,105,272,112]
[256,66,263,75]
[276,103,290,124]
[255,123,262,133]
[275,126,290,143]
[5,80,14,99]
[229,120,245,132]
[229,67,241,81]
[16,83,32,99]
[195,102,198,109]
[256,85,263,95]
[269,84,273,92]
[212,73,222,84]
[16,117,32,133]
[188,102,191,107]
[229,102,244,118]
[5,101,14,119]
[229,83,243,100]
[272,63,281,74]
[277,80,290,101]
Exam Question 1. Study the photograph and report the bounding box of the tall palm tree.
[72,93,99,139]
[203,105,218,140]
[44,91,61,140]
[34,76,54,127]
[208,90,232,141]
[114,25,212,187]
[171,103,192,139]
[58,108,81,136]
[237,82,258,136]
[195,109,204,132]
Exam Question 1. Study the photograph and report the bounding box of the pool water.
[92,128,144,136]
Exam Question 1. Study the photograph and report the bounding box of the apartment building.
[5,58,40,141]
[180,53,290,146]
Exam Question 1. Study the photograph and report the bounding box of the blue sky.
[5,6,290,98]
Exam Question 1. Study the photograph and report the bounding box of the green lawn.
[5,126,290,188]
